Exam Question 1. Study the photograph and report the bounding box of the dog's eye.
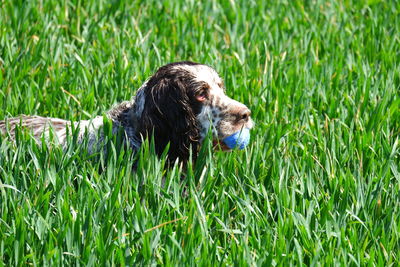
[196,91,208,102]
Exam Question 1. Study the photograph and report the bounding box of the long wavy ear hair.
[137,64,201,165]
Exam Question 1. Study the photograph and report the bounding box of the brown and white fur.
[0,61,254,164]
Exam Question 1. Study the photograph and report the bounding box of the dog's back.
[1,115,105,149]
[1,115,69,141]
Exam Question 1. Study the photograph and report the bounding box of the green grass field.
[1,0,400,265]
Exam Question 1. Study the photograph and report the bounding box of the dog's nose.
[235,107,251,122]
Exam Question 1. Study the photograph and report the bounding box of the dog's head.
[135,61,253,163]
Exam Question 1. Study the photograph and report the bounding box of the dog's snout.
[235,107,251,122]
[240,109,251,121]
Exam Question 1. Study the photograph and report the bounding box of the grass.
[1,0,399,265]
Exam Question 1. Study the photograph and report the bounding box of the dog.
[0,61,254,164]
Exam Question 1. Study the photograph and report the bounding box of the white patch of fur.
[75,116,105,154]
[196,105,212,140]
[133,82,147,118]
[174,64,222,88]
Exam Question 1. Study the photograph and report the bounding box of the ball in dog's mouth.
[221,128,251,150]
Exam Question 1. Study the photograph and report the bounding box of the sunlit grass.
[1,0,399,265]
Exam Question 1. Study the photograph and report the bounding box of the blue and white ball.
[222,128,251,150]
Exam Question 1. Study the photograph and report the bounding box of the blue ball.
[222,128,251,150]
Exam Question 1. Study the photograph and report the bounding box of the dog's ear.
[137,74,200,164]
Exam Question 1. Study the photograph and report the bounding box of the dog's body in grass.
[0,61,253,164]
